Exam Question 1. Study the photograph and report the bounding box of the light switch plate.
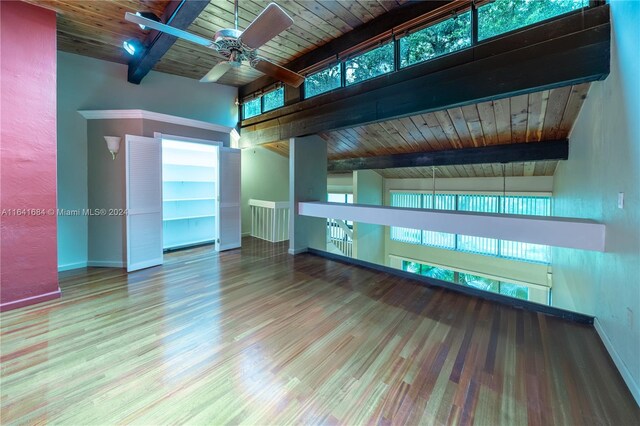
[618,192,624,209]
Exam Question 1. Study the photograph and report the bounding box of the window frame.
[475,0,589,43]
[303,63,344,100]
[261,86,285,113]
[397,7,473,70]
[344,40,396,87]
[242,97,262,120]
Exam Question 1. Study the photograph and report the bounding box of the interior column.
[288,135,327,254]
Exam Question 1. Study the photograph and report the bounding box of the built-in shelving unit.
[162,140,218,250]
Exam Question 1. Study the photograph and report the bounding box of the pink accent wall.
[1,1,60,311]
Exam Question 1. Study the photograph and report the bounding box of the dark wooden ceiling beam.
[240,5,610,146]
[327,140,569,172]
[239,0,455,97]
[128,0,210,84]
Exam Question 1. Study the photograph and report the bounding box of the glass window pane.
[390,192,423,244]
[402,260,422,275]
[423,194,456,210]
[391,227,422,245]
[457,234,499,255]
[501,196,551,216]
[500,196,551,262]
[458,194,500,213]
[345,42,394,86]
[243,98,261,119]
[423,231,456,249]
[328,193,345,203]
[501,240,550,263]
[421,265,455,282]
[262,87,284,112]
[457,194,499,255]
[305,64,341,98]
[400,11,471,68]
[500,282,529,300]
[478,0,587,41]
[458,273,500,293]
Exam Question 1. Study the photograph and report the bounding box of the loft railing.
[327,219,353,258]
[249,199,289,242]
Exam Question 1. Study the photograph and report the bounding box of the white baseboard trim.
[242,231,251,237]
[58,261,88,272]
[594,318,640,406]
[87,260,125,268]
[288,247,308,255]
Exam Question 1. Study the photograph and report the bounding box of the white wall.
[353,170,385,264]
[57,52,237,270]
[241,146,289,234]
[552,0,640,403]
[289,135,327,254]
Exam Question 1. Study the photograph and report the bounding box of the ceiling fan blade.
[200,62,232,83]
[239,3,294,50]
[124,12,212,47]
[252,58,304,88]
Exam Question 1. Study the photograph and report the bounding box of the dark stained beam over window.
[128,0,209,84]
[327,140,569,172]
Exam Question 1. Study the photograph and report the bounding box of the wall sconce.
[104,136,121,160]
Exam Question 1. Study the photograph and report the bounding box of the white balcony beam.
[298,202,606,252]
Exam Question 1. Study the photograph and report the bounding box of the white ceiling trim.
[78,110,234,133]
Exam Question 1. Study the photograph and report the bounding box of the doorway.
[161,138,219,250]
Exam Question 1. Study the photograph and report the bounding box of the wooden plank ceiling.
[27,0,408,87]
[263,83,590,177]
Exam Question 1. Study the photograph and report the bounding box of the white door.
[125,135,163,271]
[216,147,241,251]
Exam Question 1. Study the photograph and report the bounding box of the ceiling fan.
[125,1,305,87]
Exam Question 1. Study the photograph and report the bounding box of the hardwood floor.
[1,238,638,425]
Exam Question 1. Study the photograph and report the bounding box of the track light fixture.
[123,39,142,55]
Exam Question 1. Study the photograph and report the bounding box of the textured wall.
[552,0,640,403]
[0,2,59,310]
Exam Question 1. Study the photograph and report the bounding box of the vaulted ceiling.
[26,0,408,86]
[263,83,590,177]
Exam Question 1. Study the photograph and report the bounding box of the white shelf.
[164,238,215,250]
[163,197,215,202]
[163,180,215,183]
[162,139,217,250]
[163,214,215,222]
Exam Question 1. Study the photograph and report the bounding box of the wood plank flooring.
[1,238,638,425]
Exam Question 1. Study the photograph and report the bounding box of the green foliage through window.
[401,260,530,301]
[400,11,471,68]
[478,0,587,41]
[305,64,341,98]
[243,98,261,119]
[262,87,284,112]
[345,43,394,86]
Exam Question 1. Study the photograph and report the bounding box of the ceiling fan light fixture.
[123,39,141,55]
[135,11,160,30]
